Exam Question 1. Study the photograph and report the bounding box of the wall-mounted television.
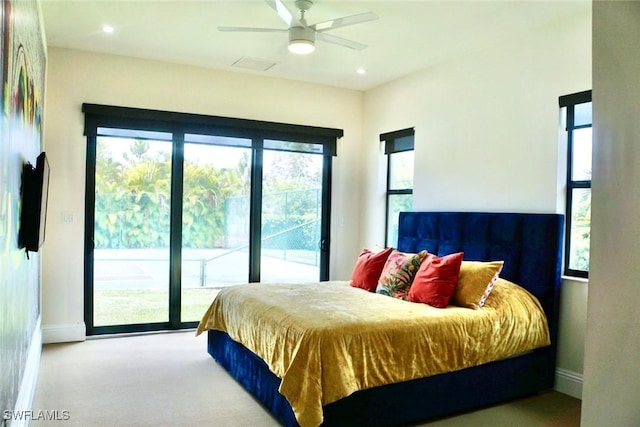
[19,152,50,253]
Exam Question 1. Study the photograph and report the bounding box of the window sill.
[561,275,589,284]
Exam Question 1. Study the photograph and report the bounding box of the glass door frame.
[84,132,184,335]
[83,104,342,335]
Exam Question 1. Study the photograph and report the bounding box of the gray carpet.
[32,331,581,426]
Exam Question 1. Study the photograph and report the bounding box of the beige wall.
[361,11,591,397]
[556,277,588,398]
[583,2,640,425]
[41,48,364,342]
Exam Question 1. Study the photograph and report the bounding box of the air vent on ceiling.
[232,57,276,72]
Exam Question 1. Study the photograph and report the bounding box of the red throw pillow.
[408,252,464,307]
[350,247,394,292]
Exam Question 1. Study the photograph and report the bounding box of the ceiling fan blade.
[312,12,378,32]
[218,26,287,33]
[316,32,368,51]
[264,0,297,26]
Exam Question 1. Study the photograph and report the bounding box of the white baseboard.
[10,316,42,427]
[41,322,86,344]
[555,368,583,399]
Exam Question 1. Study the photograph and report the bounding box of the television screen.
[19,152,50,252]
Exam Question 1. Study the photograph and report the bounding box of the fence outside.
[94,188,322,289]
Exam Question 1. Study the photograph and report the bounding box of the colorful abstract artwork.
[0,0,46,416]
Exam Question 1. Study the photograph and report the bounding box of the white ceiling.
[40,0,590,91]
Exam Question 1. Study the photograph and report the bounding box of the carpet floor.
[32,331,581,426]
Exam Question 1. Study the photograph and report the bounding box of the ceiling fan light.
[288,25,315,55]
[288,39,315,55]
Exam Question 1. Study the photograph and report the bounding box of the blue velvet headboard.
[397,212,564,324]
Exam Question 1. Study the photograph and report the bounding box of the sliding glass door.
[83,104,341,335]
[180,137,252,323]
[261,148,323,283]
[92,133,173,327]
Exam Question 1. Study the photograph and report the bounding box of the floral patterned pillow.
[376,250,428,300]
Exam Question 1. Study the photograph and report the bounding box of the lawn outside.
[93,248,319,327]
[94,288,220,326]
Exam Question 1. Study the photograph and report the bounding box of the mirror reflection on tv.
[19,151,50,255]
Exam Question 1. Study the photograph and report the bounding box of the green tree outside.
[95,139,321,251]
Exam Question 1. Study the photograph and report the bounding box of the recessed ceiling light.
[102,25,114,34]
[356,68,367,75]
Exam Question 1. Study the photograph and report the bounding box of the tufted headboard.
[397,211,564,342]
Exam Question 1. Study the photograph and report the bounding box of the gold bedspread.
[196,279,550,427]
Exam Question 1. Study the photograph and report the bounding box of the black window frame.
[559,90,592,279]
[82,103,342,335]
[380,128,415,247]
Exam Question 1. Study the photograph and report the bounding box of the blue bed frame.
[207,211,564,426]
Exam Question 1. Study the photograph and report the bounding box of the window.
[381,128,415,247]
[560,90,592,278]
[82,104,342,335]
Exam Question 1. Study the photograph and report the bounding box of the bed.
[197,211,564,426]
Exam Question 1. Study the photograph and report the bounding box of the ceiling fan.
[218,0,378,55]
